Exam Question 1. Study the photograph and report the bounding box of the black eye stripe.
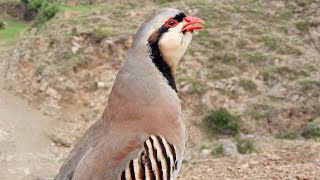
[172,12,186,22]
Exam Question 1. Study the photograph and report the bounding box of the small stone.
[39,80,49,91]
[249,160,259,168]
[237,163,249,169]
[201,149,211,156]
[46,87,60,100]
[49,134,71,147]
[266,154,281,161]
[71,46,80,54]
[0,21,8,29]
[180,84,193,94]
[296,174,308,180]
[219,139,240,156]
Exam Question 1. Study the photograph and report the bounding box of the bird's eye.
[164,19,178,28]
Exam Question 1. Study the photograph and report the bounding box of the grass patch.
[236,39,248,49]
[246,52,267,64]
[262,36,281,51]
[93,28,109,43]
[21,0,59,27]
[277,45,302,55]
[276,131,300,140]
[194,30,210,45]
[211,144,224,157]
[295,20,309,33]
[262,66,308,83]
[277,120,320,140]
[33,1,59,27]
[59,5,92,12]
[236,138,256,154]
[239,79,258,93]
[247,104,274,121]
[212,52,238,65]
[0,18,28,44]
[57,53,91,73]
[35,64,46,75]
[276,11,293,21]
[301,126,320,139]
[179,77,202,94]
[203,108,240,136]
[298,79,320,92]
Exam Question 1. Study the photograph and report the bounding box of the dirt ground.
[0,86,61,179]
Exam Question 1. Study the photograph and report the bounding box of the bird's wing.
[119,135,179,180]
[54,121,180,180]
[54,120,104,180]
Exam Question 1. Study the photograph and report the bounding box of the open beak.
[181,16,205,33]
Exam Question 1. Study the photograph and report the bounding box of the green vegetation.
[59,5,92,12]
[276,11,293,21]
[33,1,59,27]
[21,0,43,11]
[276,121,320,140]
[295,21,309,33]
[277,45,302,55]
[262,36,281,51]
[21,0,59,27]
[57,53,91,73]
[298,79,320,95]
[236,138,256,154]
[276,131,300,140]
[35,64,46,75]
[85,81,98,92]
[246,52,267,64]
[179,77,202,94]
[211,144,224,157]
[203,108,240,136]
[239,79,258,93]
[301,126,320,139]
[236,39,248,49]
[247,104,274,121]
[93,28,109,43]
[0,19,28,44]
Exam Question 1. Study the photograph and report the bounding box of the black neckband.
[147,12,186,92]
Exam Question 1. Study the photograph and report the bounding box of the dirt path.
[0,87,59,180]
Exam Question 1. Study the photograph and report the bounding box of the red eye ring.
[164,19,178,28]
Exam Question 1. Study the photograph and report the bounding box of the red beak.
[181,16,205,32]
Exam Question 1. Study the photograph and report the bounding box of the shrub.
[295,21,309,33]
[276,131,299,140]
[301,126,320,139]
[33,1,59,27]
[203,108,240,136]
[211,144,224,157]
[20,0,59,26]
[236,138,256,154]
[93,28,109,43]
[239,79,258,93]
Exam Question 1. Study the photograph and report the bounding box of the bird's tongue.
[181,16,205,32]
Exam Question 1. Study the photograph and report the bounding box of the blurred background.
[0,0,320,179]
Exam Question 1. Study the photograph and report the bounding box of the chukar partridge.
[54,8,204,180]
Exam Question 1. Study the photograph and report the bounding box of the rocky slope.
[1,0,320,179]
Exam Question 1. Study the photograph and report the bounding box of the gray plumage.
[54,8,204,180]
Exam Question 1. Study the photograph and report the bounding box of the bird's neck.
[103,48,181,121]
[149,41,177,92]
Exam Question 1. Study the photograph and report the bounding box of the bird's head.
[131,8,204,73]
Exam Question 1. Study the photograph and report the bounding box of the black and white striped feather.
[120,136,178,180]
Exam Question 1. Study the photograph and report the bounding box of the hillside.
[0,0,320,179]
